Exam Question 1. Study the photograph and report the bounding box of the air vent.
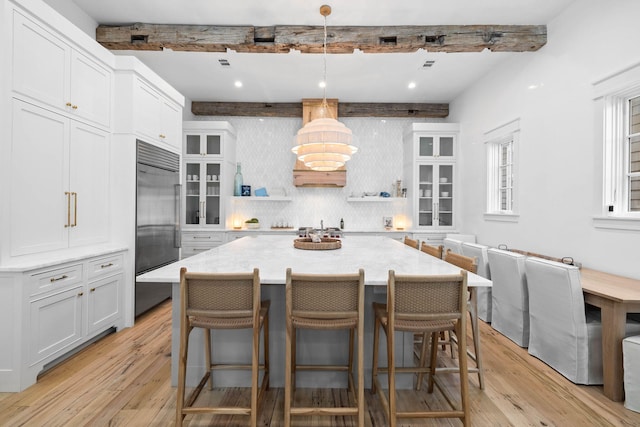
[131,35,148,44]
[218,59,231,67]
[379,36,397,46]
[422,60,436,68]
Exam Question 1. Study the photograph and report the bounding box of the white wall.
[449,0,640,278]
[42,0,97,36]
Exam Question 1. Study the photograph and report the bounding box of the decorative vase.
[234,162,243,196]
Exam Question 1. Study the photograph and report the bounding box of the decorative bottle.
[233,162,243,196]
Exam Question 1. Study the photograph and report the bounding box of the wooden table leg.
[598,299,626,401]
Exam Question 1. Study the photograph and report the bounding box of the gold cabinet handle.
[71,192,78,227]
[65,192,71,227]
[77,292,84,297]
[66,102,72,107]
[72,105,78,109]
[50,275,68,283]
[90,288,96,292]
[159,134,166,139]
[100,263,114,269]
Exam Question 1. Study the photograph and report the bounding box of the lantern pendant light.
[292,5,357,172]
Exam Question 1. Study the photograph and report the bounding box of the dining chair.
[284,268,365,427]
[403,235,419,249]
[443,249,484,389]
[420,241,443,259]
[461,242,492,322]
[525,257,640,384]
[443,237,464,256]
[372,270,470,427]
[176,267,270,426]
[623,335,640,412]
[487,248,529,347]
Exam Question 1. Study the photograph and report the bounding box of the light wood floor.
[1,300,639,427]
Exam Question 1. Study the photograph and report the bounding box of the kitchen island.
[137,235,491,388]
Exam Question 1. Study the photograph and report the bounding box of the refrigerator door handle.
[174,184,181,248]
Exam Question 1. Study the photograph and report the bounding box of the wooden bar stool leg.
[357,314,365,427]
[291,327,297,394]
[371,313,380,393]
[469,288,484,389]
[204,329,213,390]
[284,316,292,427]
[387,329,397,427]
[176,325,191,426]
[263,313,270,389]
[251,318,259,427]
[416,331,429,390]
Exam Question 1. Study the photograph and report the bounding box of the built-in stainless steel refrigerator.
[135,141,180,316]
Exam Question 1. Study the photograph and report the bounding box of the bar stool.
[442,249,484,388]
[420,241,443,259]
[372,270,470,427]
[176,267,270,427]
[284,268,365,427]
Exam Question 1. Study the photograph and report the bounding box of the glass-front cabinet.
[182,121,236,230]
[417,163,454,227]
[184,161,222,225]
[403,123,459,230]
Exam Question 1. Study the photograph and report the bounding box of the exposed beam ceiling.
[191,102,449,118]
[97,23,546,54]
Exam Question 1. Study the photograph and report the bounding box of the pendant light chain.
[322,15,328,102]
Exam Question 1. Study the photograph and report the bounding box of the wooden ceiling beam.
[191,102,449,118]
[96,23,546,53]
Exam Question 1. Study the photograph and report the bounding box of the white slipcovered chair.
[525,257,640,384]
[487,248,529,347]
[461,242,492,323]
[624,335,640,412]
[443,238,464,256]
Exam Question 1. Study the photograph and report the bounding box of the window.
[594,63,640,230]
[629,96,640,212]
[485,119,520,222]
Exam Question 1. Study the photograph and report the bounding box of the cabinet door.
[87,274,121,335]
[134,80,162,142]
[185,133,222,157]
[184,162,222,226]
[12,11,69,111]
[417,164,435,227]
[435,164,454,227]
[418,135,455,159]
[68,123,110,247]
[159,99,181,149]
[29,286,84,365]
[11,100,70,256]
[69,50,112,128]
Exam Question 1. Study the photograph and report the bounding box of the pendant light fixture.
[292,4,357,172]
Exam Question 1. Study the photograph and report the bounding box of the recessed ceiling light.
[408,82,416,89]
[234,81,243,88]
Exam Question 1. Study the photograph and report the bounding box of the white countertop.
[0,245,128,272]
[138,235,491,287]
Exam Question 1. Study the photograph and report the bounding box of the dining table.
[581,268,640,402]
[137,234,492,388]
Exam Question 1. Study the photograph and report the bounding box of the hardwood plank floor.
[1,299,639,426]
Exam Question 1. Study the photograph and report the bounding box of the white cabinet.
[0,249,126,392]
[182,122,236,236]
[10,100,109,257]
[404,123,459,230]
[29,285,84,365]
[135,79,182,150]
[12,10,111,129]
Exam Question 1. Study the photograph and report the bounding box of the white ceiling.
[66,0,576,104]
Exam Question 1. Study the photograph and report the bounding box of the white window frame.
[593,62,640,231]
[484,119,520,222]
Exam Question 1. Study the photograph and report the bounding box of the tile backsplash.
[194,115,443,230]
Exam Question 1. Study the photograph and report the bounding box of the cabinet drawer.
[181,244,217,259]
[87,253,124,280]
[181,231,224,243]
[414,233,446,245]
[29,264,83,297]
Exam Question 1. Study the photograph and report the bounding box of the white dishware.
[441,191,449,197]
[425,189,432,197]
[439,177,448,183]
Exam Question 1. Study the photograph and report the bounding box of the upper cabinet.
[112,56,184,154]
[12,10,112,129]
[182,121,237,231]
[134,79,182,150]
[403,123,459,230]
